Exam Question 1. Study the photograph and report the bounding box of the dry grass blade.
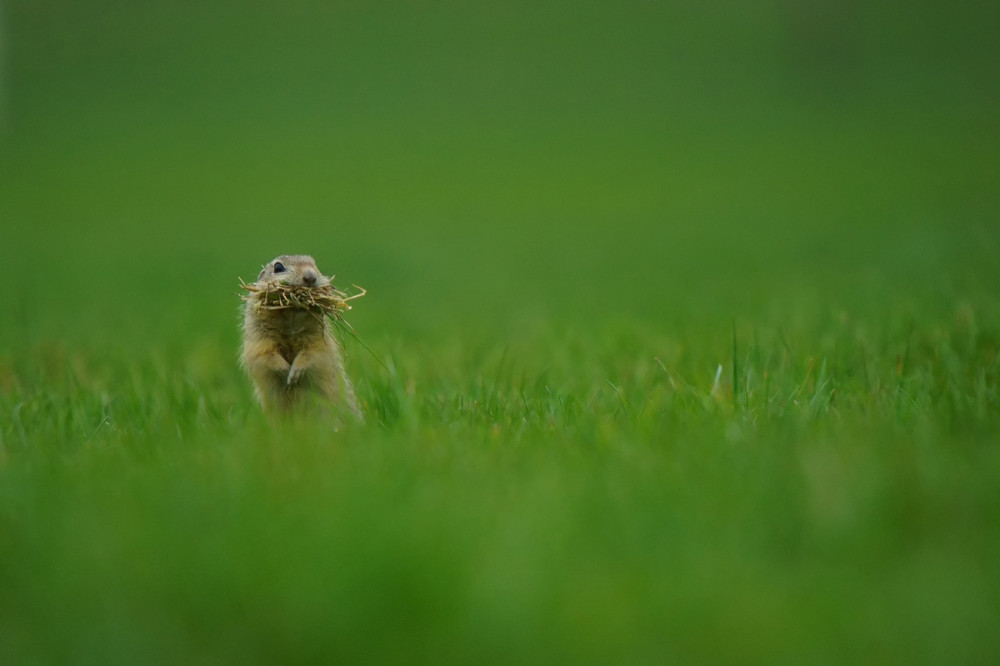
[239,278,366,319]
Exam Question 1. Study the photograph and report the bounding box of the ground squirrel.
[241,255,362,419]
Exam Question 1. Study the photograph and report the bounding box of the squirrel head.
[255,255,331,288]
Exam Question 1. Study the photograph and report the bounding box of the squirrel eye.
[273,261,286,273]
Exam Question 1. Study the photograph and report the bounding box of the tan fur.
[241,255,362,419]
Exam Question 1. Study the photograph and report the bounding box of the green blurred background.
[3,2,1000,663]
[3,1,997,350]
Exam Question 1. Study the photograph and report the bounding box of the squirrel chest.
[252,308,331,362]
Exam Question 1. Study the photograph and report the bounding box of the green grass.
[3,310,999,663]
[2,1,1000,664]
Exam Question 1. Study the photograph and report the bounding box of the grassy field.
[2,2,1000,663]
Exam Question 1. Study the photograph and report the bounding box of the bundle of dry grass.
[239,279,366,320]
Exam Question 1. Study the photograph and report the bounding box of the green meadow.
[2,2,999,663]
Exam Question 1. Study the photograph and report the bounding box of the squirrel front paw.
[286,364,306,387]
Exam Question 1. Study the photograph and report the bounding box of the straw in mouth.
[240,279,366,319]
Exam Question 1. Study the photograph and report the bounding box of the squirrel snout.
[302,269,318,286]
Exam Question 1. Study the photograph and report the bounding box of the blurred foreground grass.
[2,1,1000,663]
[2,318,999,663]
